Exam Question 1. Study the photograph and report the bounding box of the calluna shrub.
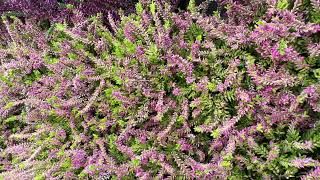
[0,0,137,21]
[0,0,138,50]
[0,0,320,179]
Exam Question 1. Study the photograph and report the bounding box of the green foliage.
[277,0,289,10]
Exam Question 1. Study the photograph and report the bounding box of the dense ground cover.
[0,0,319,179]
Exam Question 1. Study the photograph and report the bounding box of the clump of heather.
[1,0,69,21]
[0,0,137,22]
[0,0,320,179]
[0,0,183,23]
[0,0,137,47]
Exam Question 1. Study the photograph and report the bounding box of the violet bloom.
[192,108,201,118]
[179,39,188,49]
[178,139,193,151]
[290,158,318,168]
[271,44,281,60]
[303,86,316,96]
[191,40,201,58]
[186,76,195,84]
[237,89,251,103]
[217,83,225,92]
[302,167,320,180]
[71,149,87,169]
[124,22,136,42]
[136,46,145,57]
[191,98,201,107]
[48,149,59,159]
[57,130,66,139]
[172,87,181,96]
[196,77,209,92]
[267,146,279,161]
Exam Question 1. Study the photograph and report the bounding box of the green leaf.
[150,1,156,15]
[146,43,159,63]
[194,126,203,133]
[164,20,171,30]
[196,34,202,41]
[136,2,143,14]
[60,157,71,170]
[311,13,320,24]
[67,53,77,60]
[256,20,265,26]
[221,160,232,168]
[223,153,233,161]
[313,69,320,79]
[297,94,307,103]
[175,143,181,150]
[0,75,13,86]
[55,23,66,31]
[277,0,289,10]
[118,120,126,127]
[44,56,59,64]
[4,116,17,123]
[88,165,96,171]
[78,172,88,179]
[278,39,288,56]
[131,159,140,167]
[207,82,217,92]
[34,174,45,180]
[2,11,24,18]
[46,96,58,104]
[213,11,220,18]
[188,0,196,14]
[4,102,15,109]
[45,26,55,38]
[211,129,220,138]
[124,39,136,54]
[66,4,74,9]
[104,88,113,98]
[18,162,27,169]
[113,41,125,58]
[256,123,264,133]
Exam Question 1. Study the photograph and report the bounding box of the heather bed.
[0,0,319,179]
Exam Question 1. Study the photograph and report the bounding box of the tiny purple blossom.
[71,149,87,169]
[172,87,181,96]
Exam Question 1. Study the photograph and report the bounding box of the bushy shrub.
[0,0,137,21]
[0,0,319,179]
[0,0,140,51]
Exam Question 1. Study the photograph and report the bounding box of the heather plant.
[0,0,137,22]
[0,0,139,50]
[0,0,319,179]
[0,0,183,23]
